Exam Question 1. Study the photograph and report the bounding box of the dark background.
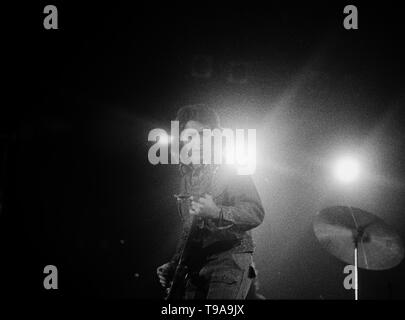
[1,2,404,299]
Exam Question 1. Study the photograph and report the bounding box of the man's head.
[176,104,221,167]
[176,104,220,133]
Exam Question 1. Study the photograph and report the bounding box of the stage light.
[158,134,172,145]
[223,129,256,175]
[333,156,361,184]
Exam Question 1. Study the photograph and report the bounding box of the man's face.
[183,120,211,164]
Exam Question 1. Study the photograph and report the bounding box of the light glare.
[333,156,360,184]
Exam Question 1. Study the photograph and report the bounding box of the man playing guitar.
[157,104,265,299]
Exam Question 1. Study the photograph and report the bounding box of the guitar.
[165,193,199,300]
[165,165,226,299]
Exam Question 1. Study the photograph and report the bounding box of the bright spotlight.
[158,134,172,145]
[333,156,361,184]
[223,129,256,175]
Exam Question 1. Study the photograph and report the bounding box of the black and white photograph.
[2,1,405,309]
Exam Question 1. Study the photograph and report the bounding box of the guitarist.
[157,104,265,299]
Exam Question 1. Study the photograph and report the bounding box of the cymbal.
[314,206,404,270]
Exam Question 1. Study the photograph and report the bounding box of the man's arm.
[191,173,265,231]
[218,174,265,231]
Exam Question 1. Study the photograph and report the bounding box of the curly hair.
[176,104,221,132]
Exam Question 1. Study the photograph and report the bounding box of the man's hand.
[190,194,221,219]
[157,262,175,288]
